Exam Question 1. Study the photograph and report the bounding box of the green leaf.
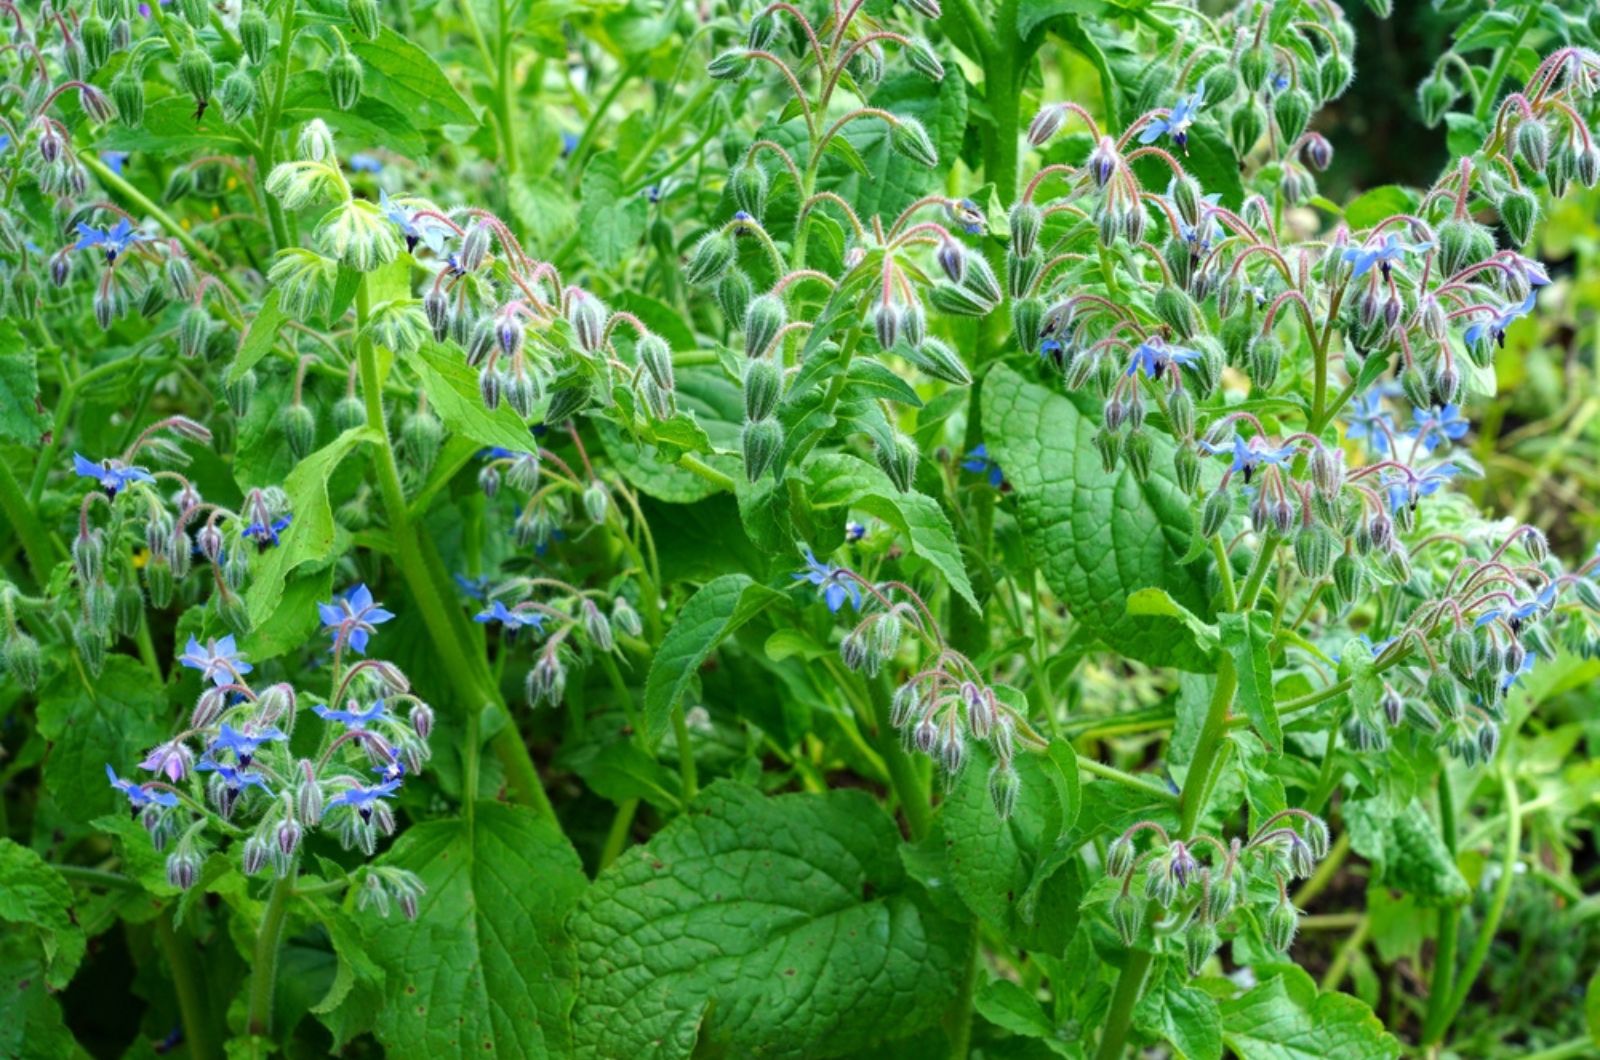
[0,933,81,1060]
[1586,965,1600,1047]
[245,427,377,625]
[577,152,649,270]
[801,452,978,609]
[1221,610,1280,754]
[36,656,169,824]
[831,72,968,224]
[228,288,287,385]
[281,72,426,158]
[1127,587,1219,656]
[0,840,85,990]
[974,979,1072,1055]
[1219,968,1400,1060]
[939,745,1083,955]
[0,325,49,444]
[360,803,587,1057]
[981,364,1213,670]
[570,783,970,1059]
[1347,798,1469,907]
[409,342,534,453]
[596,367,743,503]
[1343,185,1418,231]
[1134,964,1223,1060]
[349,27,478,128]
[642,574,783,744]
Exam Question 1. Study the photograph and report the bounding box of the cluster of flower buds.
[106,584,431,915]
[470,568,642,711]
[794,546,1047,817]
[1103,811,1330,972]
[60,419,300,670]
[1330,522,1600,766]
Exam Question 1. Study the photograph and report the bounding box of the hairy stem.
[246,869,296,1036]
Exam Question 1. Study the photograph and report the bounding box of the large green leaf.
[349,28,478,128]
[801,451,978,609]
[577,152,649,270]
[642,574,783,744]
[570,783,970,1058]
[937,743,1082,956]
[0,840,85,990]
[1219,968,1400,1059]
[1221,610,1280,754]
[409,342,534,454]
[1134,963,1222,1060]
[245,426,377,625]
[228,288,287,385]
[36,656,169,824]
[360,802,587,1057]
[0,323,49,444]
[981,364,1212,670]
[596,367,744,503]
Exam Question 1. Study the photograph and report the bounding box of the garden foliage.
[2,0,1600,1057]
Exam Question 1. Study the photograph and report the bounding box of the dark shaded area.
[1319,2,1458,200]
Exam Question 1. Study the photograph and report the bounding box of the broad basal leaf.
[982,364,1213,670]
[571,783,970,1059]
[1219,967,1400,1060]
[360,802,587,1057]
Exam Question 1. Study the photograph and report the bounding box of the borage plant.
[3,0,1600,1057]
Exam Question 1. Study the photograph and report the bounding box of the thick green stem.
[354,280,557,820]
[599,798,639,870]
[1427,767,1519,1046]
[1422,769,1460,1040]
[870,677,931,841]
[156,909,218,1060]
[1097,655,1238,1059]
[246,870,296,1036]
[0,458,59,587]
[258,0,297,251]
[944,923,981,1058]
[671,704,699,801]
[1474,4,1539,124]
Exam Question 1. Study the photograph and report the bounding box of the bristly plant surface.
[2,0,1600,1058]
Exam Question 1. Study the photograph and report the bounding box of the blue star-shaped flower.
[1126,338,1200,380]
[1406,405,1469,453]
[209,722,287,767]
[1343,393,1395,455]
[313,700,387,729]
[72,452,153,495]
[1342,233,1431,279]
[1200,436,1296,482]
[195,757,272,793]
[101,150,129,176]
[328,778,403,821]
[454,573,491,600]
[1383,463,1460,512]
[961,443,1005,487]
[178,634,253,687]
[473,599,546,631]
[845,521,867,542]
[106,764,179,809]
[1139,89,1205,150]
[318,583,396,655]
[1475,582,1557,629]
[242,514,292,550]
[1464,289,1537,349]
[793,547,862,613]
[373,758,406,784]
[350,152,382,174]
[72,218,146,263]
